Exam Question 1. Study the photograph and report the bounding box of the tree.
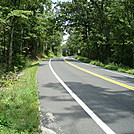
[56,0,134,68]
[0,0,63,71]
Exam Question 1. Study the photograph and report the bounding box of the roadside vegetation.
[58,0,134,69]
[0,61,40,134]
[0,0,63,73]
[0,52,61,134]
[74,55,134,75]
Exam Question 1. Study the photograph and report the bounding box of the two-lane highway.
[37,57,134,134]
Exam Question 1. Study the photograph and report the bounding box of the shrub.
[0,61,40,133]
[105,63,119,70]
[126,69,134,75]
[118,68,126,73]
[90,60,105,67]
[41,54,48,59]
[74,55,79,59]
[13,54,26,70]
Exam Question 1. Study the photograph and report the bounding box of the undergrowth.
[74,55,134,75]
[0,60,34,88]
[0,61,40,134]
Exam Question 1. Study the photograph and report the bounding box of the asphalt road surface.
[37,57,134,134]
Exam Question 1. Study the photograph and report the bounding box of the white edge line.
[80,61,134,78]
[49,59,116,134]
[100,69,134,78]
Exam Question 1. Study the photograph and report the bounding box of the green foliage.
[105,63,119,70]
[7,10,32,19]
[13,54,26,70]
[0,0,63,72]
[90,60,105,67]
[76,56,91,63]
[40,54,49,59]
[0,61,40,133]
[57,0,134,68]
[74,56,134,75]
[126,69,134,75]
[0,72,18,87]
[48,50,55,58]
[74,55,79,59]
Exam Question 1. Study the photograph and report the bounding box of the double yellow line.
[64,58,134,91]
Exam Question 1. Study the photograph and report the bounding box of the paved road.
[37,57,134,134]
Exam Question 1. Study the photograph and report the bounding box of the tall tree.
[0,0,63,71]
[57,0,134,68]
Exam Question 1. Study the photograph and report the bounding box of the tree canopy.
[0,0,63,71]
[0,0,134,71]
[56,0,134,68]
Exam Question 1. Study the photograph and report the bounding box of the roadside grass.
[0,61,40,134]
[74,55,134,75]
[40,53,62,59]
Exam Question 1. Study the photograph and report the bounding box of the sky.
[62,33,69,45]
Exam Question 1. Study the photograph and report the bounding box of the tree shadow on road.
[39,81,134,133]
[109,75,134,85]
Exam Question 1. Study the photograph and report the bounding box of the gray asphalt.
[37,57,134,134]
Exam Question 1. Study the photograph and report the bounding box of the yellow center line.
[64,58,134,91]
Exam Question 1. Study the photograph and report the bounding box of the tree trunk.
[3,28,6,63]
[20,27,23,54]
[132,47,134,68]
[8,25,14,70]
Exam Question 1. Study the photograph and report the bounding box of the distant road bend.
[37,57,134,134]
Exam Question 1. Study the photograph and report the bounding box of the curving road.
[37,57,134,134]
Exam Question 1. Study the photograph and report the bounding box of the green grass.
[0,61,40,134]
[74,55,134,75]
[37,53,62,60]
[74,55,91,63]
[90,60,105,67]
[126,69,134,74]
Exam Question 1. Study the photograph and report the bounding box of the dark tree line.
[0,0,133,72]
[0,0,63,71]
[57,0,134,68]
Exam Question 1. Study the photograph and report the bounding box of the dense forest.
[0,0,63,72]
[58,0,134,68]
[0,0,134,72]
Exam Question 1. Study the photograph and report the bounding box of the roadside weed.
[0,62,40,134]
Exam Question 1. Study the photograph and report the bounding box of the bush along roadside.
[74,55,134,75]
[0,61,40,134]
